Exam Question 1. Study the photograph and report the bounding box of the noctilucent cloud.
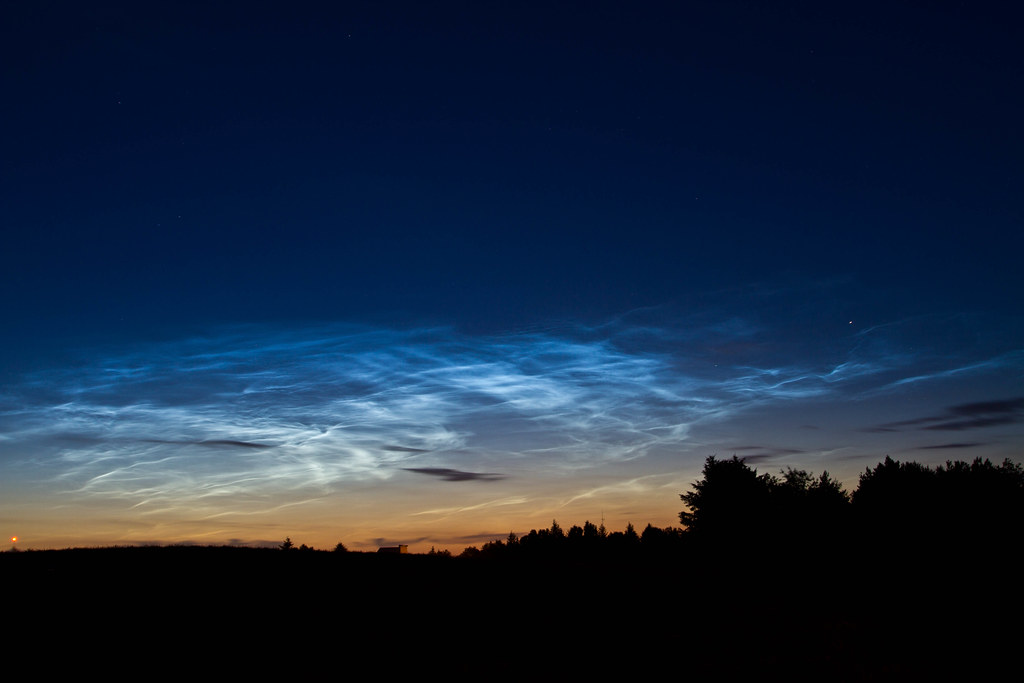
[2,2,1021,551]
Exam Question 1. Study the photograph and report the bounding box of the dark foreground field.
[3,544,1015,680]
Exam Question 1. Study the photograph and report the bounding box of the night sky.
[2,1,1022,552]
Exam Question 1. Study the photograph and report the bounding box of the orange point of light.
[10,537,16,543]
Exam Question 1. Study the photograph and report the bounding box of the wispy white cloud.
[0,315,1018,522]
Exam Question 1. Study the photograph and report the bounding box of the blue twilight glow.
[2,306,1020,549]
[2,2,1021,550]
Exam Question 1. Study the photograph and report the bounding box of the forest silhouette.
[3,455,1020,679]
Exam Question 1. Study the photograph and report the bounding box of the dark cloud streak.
[143,439,273,449]
[873,397,1024,433]
[403,468,506,482]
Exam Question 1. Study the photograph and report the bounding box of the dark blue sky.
[2,1,1021,550]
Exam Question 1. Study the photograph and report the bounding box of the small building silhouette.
[377,544,409,554]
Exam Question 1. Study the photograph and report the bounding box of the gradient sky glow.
[2,1,1022,552]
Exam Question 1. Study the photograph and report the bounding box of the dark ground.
[2,544,1015,680]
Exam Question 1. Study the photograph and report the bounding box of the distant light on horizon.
[0,311,1021,551]
[0,1,1021,552]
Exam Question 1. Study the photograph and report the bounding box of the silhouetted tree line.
[4,454,1019,680]
[456,518,688,561]
[682,454,1022,557]
[451,455,1023,563]
[454,518,688,560]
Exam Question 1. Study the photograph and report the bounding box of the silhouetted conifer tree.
[679,455,774,541]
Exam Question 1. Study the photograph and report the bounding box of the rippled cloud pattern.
[1,313,1020,546]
